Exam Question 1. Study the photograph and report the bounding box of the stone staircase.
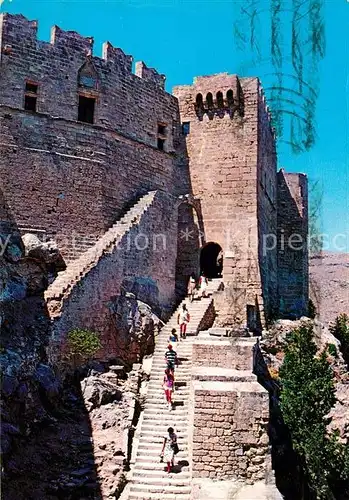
[128,279,223,500]
[45,191,157,310]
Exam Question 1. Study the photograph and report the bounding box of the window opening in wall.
[206,92,214,108]
[182,122,190,136]
[227,89,234,107]
[157,138,165,151]
[158,123,167,135]
[196,93,203,108]
[216,91,224,108]
[157,122,167,151]
[24,81,38,112]
[78,95,95,124]
[247,305,258,333]
[25,82,38,94]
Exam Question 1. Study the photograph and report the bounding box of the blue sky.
[1,0,348,251]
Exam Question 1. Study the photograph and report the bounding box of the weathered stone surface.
[192,381,270,481]
[81,375,122,411]
[193,337,254,371]
[44,191,171,365]
[0,190,62,463]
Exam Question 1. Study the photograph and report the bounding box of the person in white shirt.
[177,303,190,339]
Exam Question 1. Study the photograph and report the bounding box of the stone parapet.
[192,381,270,482]
[192,337,255,371]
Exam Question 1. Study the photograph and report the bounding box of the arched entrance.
[200,242,223,279]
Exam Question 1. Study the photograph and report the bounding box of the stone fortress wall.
[0,12,308,331]
[0,13,181,260]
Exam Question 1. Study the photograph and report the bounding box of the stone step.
[144,404,189,412]
[151,360,192,365]
[128,495,190,500]
[147,383,190,389]
[132,459,189,470]
[141,429,189,437]
[150,367,192,373]
[145,400,190,407]
[138,434,188,442]
[129,484,191,495]
[147,386,190,392]
[141,420,188,429]
[153,348,193,353]
[151,361,192,366]
[142,411,188,429]
[145,396,190,404]
[142,405,189,413]
[144,400,189,407]
[131,475,191,486]
[136,446,188,456]
[132,469,190,479]
[132,462,191,474]
[137,443,188,453]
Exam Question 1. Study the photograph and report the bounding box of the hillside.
[310,252,349,325]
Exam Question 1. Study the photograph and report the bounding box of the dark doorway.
[200,242,223,279]
[78,95,95,124]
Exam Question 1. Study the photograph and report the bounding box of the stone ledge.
[192,367,256,383]
[193,380,267,394]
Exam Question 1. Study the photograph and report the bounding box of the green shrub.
[279,324,349,498]
[308,299,316,319]
[327,343,338,358]
[66,328,101,363]
[330,314,349,367]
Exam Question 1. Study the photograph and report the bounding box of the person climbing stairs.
[127,278,223,500]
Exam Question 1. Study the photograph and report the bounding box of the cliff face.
[310,252,349,326]
[0,193,62,461]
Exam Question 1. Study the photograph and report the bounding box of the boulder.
[81,374,122,411]
[22,233,66,275]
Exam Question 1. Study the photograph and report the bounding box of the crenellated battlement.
[135,61,165,90]
[102,42,133,71]
[0,13,178,150]
[0,13,164,87]
[50,24,94,53]
[173,72,245,119]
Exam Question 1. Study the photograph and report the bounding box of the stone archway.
[200,242,223,279]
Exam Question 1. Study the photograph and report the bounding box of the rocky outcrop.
[0,193,62,464]
[2,362,143,500]
[106,291,160,366]
[22,233,66,283]
[81,364,142,499]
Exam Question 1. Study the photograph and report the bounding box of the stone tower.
[174,73,280,327]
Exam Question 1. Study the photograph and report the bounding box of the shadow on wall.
[175,199,205,299]
[174,127,206,300]
[0,191,103,499]
[277,171,308,320]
